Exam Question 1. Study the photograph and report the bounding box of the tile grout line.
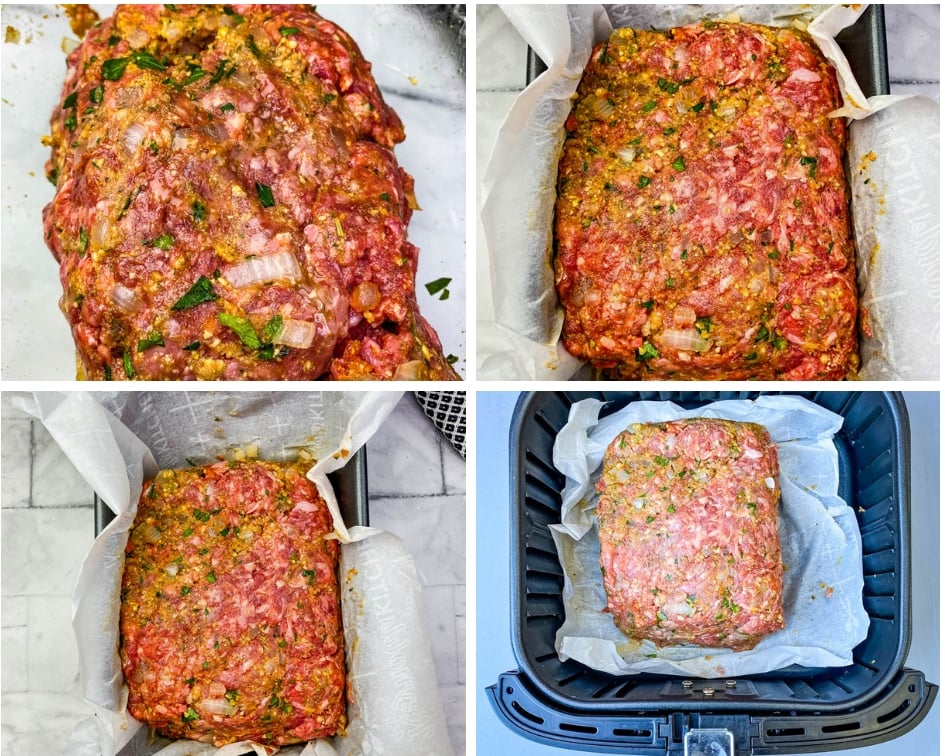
[28,419,35,509]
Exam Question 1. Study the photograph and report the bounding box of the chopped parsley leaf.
[192,200,207,222]
[182,341,201,351]
[172,276,218,310]
[262,314,283,342]
[62,91,78,109]
[102,57,130,80]
[218,312,261,349]
[637,175,652,189]
[219,102,235,112]
[193,508,211,522]
[137,332,165,352]
[89,85,104,104]
[122,349,135,378]
[637,341,659,360]
[279,26,300,36]
[147,233,175,249]
[255,182,275,207]
[672,156,686,171]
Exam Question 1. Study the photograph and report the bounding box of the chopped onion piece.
[662,328,709,353]
[765,477,776,489]
[225,250,301,288]
[123,123,147,155]
[742,448,763,460]
[631,497,646,509]
[274,318,316,350]
[665,601,695,616]
[163,563,179,577]
[617,145,637,163]
[587,95,615,120]
[393,360,423,380]
[788,67,821,84]
[139,524,161,544]
[110,284,141,313]
[200,698,237,717]
[91,215,110,248]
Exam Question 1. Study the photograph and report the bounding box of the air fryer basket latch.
[684,728,735,756]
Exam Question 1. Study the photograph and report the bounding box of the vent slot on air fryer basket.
[513,391,911,715]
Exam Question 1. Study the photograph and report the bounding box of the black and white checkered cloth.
[414,392,466,459]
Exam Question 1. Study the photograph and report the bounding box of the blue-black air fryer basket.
[487,391,937,754]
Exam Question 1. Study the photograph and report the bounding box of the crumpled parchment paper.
[479,3,939,380]
[550,395,870,678]
[7,391,452,756]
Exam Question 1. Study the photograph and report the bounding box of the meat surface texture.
[44,4,457,380]
[555,22,858,380]
[596,418,784,651]
[121,460,345,746]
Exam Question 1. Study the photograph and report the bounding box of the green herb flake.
[182,527,194,537]
[218,312,261,349]
[247,35,263,58]
[425,277,452,296]
[63,91,79,109]
[171,276,218,311]
[164,4,178,11]
[137,332,165,352]
[78,227,89,254]
[690,100,705,113]
[64,113,78,132]
[219,527,231,537]
[255,182,275,208]
[695,316,712,335]
[637,341,660,361]
[148,233,175,249]
[224,689,238,705]
[107,34,121,47]
[773,336,788,350]
[746,502,758,513]
[755,325,769,342]
[657,77,679,94]
[301,568,316,585]
[102,57,130,81]
[597,41,611,64]
[280,26,300,36]
[192,200,207,222]
[180,66,207,86]
[768,250,780,259]
[206,571,217,583]
[209,59,232,86]
[193,508,211,522]
[185,677,195,686]
[122,349,135,379]
[219,102,235,113]
[637,175,652,189]
[640,300,654,310]
[654,455,670,467]
[656,610,667,622]
[322,93,336,104]
[262,314,283,342]
[800,155,818,177]
[663,127,676,136]
[182,706,198,722]
[646,515,655,523]
[89,85,105,105]
[131,50,166,72]
[667,504,676,514]
[641,100,657,113]
[665,277,676,288]
[379,192,391,202]
[183,341,201,351]
[672,156,686,172]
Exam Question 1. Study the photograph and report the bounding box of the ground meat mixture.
[597,419,784,651]
[44,4,457,381]
[555,22,858,380]
[121,460,345,746]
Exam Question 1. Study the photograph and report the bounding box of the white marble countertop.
[476,4,941,375]
[0,392,465,755]
[476,391,940,756]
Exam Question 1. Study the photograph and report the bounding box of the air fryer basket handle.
[488,669,937,755]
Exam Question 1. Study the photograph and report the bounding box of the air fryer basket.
[488,391,937,754]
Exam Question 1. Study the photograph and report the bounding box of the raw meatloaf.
[596,418,784,650]
[555,21,858,380]
[121,460,345,746]
[43,4,457,381]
